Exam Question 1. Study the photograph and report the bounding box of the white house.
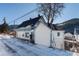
[34,21,64,49]
[14,15,64,49]
[15,27,31,40]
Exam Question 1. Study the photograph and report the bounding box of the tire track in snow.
[12,38,72,56]
[0,39,15,56]
[2,39,38,56]
[3,39,52,56]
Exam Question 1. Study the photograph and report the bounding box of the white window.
[57,32,60,37]
[25,32,30,38]
[22,34,24,37]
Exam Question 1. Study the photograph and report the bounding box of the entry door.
[30,32,35,44]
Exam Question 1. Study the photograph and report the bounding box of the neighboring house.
[64,33,74,40]
[14,15,64,49]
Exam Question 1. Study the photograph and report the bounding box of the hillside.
[56,18,79,34]
[9,25,18,31]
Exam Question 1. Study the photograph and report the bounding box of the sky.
[0,3,38,25]
[0,3,79,25]
[54,3,79,24]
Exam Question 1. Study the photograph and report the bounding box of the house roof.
[18,15,42,28]
[17,15,59,30]
[14,27,32,31]
[48,24,58,30]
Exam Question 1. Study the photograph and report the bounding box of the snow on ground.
[0,39,15,56]
[6,38,72,56]
[0,34,78,56]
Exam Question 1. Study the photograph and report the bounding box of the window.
[22,34,24,37]
[25,32,29,38]
[57,32,60,37]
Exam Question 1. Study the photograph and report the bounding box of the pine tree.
[0,17,9,33]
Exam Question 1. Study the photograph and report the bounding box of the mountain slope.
[57,18,79,34]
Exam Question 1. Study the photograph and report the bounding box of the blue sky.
[54,3,79,24]
[0,3,79,25]
[0,3,37,25]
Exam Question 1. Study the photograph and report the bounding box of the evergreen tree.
[0,17,9,33]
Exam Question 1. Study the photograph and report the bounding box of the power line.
[9,7,39,25]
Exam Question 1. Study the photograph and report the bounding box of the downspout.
[49,4,55,48]
[49,25,53,48]
[49,4,53,48]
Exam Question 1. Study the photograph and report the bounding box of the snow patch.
[0,34,12,39]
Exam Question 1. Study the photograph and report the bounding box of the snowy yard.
[0,34,78,56]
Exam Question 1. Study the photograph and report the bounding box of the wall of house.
[34,22,50,47]
[52,31,64,49]
[16,30,31,40]
[35,22,64,49]
[74,35,79,42]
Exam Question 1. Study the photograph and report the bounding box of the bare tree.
[37,3,64,48]
[38,3,64,24]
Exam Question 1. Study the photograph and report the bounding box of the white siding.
[35,23,50,47]
[16,31,25,39]
[35,22,64,49]
[16,31,31,40]
[75,35,79,42]
[52,31,64,49]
